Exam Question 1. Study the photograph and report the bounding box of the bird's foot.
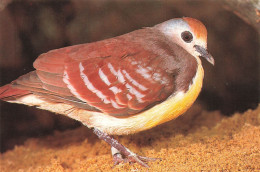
[93,128,159,167]
[111,146,158,167]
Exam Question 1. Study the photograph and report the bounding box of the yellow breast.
[132,63,204,132]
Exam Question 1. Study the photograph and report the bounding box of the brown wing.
[12,29,177,116]
[62,53,174,116]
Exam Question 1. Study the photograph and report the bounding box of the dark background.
[0,0,259,152]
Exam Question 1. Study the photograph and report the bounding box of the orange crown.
[183,17,207,43]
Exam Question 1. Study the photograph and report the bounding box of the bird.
[0,17,214,167]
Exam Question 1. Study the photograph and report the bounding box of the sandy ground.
[0,104,259,171]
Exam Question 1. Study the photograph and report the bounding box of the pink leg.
[93,128,158,167]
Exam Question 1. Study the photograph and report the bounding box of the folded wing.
[7,30,176,116]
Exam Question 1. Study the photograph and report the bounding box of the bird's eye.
[181,31,193,43]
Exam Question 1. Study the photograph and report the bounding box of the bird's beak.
[194,45,215,65]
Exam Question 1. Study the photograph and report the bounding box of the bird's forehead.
[183,17,207,43]
[156,18,207,40]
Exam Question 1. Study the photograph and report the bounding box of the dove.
[0,17,214,167]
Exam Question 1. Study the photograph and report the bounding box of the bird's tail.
[0,84,31,101]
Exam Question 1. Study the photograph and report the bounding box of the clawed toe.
[93,128,159,168]
[111,147,158,167]
[135,155,160,162]
[112,152,129,165]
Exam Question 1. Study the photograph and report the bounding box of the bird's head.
[155,17,214,65]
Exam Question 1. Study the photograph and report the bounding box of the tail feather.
[0,84,31,101]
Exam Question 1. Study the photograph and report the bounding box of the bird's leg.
[111,146,124,164]
[93,128,158,167]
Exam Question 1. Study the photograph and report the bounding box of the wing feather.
[36,71,67,88]
[15,28,178,116]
